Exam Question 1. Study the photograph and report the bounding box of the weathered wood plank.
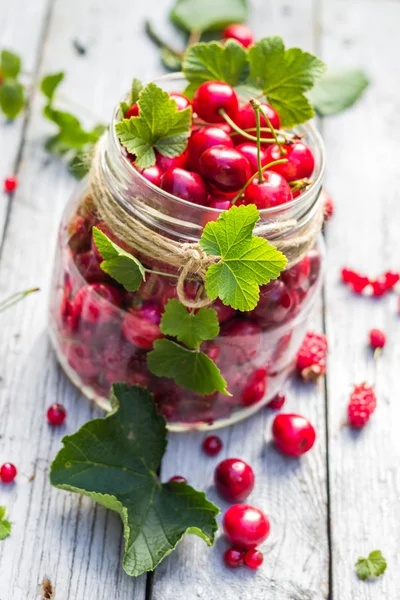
[322,0,400,597]
[152,2,330,599]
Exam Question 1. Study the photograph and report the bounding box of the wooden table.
[1,0,399,598]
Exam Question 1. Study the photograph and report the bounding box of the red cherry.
[139,164,163,186]
[215,458,255,502]
[66,342,98,379]
[224,547,245,568]
[207,196,232,211]
[160,167,208,205]
[244,171,292,209]
[235,143,268,175]
[369,328,386,350]
[156,151,187,172]
[0,463,17,483]
[223,504,270,549]
[74,250,111,283]
[220,318,261,364]
[47,403,67,426]
[222,23,255,48]
[265,142,315,181]
[187,126,234,169]
[168,475,187,484]
[268,392,286,410]
[4,176,18,193]
[241,369,267,406]
[236,103,280,144]
[202,340,221,362]
[199,146,251,192]
[244,548,264,569]
[122,302,162,350]
[248,280,293,326]
[169,92,191,111]
[213,298,236,323]
[272,413,316,456]
[125,103,139,119]
[73,283,122,325]
[193,81,239,124]
[202,435,223,456]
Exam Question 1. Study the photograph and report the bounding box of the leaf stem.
[231,158,289,205]
[187,30,201,47]
[0,287,39,313]
[144,20,184,59]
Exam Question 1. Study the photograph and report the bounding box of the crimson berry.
[169,92,191,111]
[323,193,334,222]
[156,151,187,172]
[125,103,139,119]
[0,463,17,483]
[296,331,328,381]
[244,172,293,209]
[139,164,163,186]
[369,328,386,350]
[213,298,236,324]
[207,196,232,211]
[187,126,234,169]
[203,341,221,362]
[223,504,270,549]
[248,280,293,327]
[272,413,316,456]
[66,342,98,379]
[341,267,355,284]
[220,318,261,364]
[244,548,264,569]
[160,167,208,205]
[383,270,400,290]
[47,403,67,426]
[236,103,280,141]
[222,23,255,48]
[215,458,255,502]
[235,143,268,175]
[122,302,162,350]
[350,273,370,294]
[268,392,286,410]
[168,475,187,484]
[4,176,18,193]
[199,146,251,192]
[73,283,122,325]
[224,547,245,568]
[241,368,267,406]
[348,384,376,428]
[265,142,315,181]
[193,81,239,124]
[202,435,223,456]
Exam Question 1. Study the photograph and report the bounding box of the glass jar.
[49,73,325,431]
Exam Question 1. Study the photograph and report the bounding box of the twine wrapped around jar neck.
[88,140,324,308]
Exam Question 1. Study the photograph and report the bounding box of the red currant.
[265,142,315,181]
[244,548,264,569]
[248,280,293,327]
[125,103,139,119]
[236,103,280,142]
[272,413,316,456]
[169,92,191,111]
[241,369,267,406]
[243,172,293,209]
[220,318,261,364]
[156,151,187,172]
[187,126,234,169]
[73,283,122,325]
[138,164,163,186]
[193,81,239,124]
[47,403,67,426]
[369,328,386,350]
[4,176,18,193]
[223,504,270,549]
[383,270,400,290]
[0,463,17,483]
[268,392,286,410]
[212,298,236,324]
[199,146,251,192]
[222,24,255,48]
[168,475,187,484]
[122,302,162,350]
[202,435,223,456]
[160,167,208,205]
[214,459,255,502]
[224,547,245,568]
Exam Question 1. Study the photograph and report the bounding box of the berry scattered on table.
[267,392,286,410]
[168,475,188,484]
[3,176,18,193]
[244,548,264,569]
[224,547,245,568]
[223,504,270,549]
[323,193,334,222]
[47,403,67,426]
[214,458,255,502]
[296,332,328,381]
[369,328,386,351]
[341,268,400,296]
[272,413,316,456]
[0,463,17,483]
[222,23,255,48]
[202,435,223,456]
[348,384,376,428]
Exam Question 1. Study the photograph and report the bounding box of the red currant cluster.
[341,267,399,297]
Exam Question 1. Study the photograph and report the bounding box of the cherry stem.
[231,158,289,205]
[219,109,284,144]
[249,99,264,182]
[0,287,39,313]
[257,104,285,155]
[187,30,201,46]
[289,178,312,192]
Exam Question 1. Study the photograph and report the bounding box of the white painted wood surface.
[0,0,399,598]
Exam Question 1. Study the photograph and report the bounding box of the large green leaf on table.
[0,506,11,541]
[248,36,326,127]
[355,550,387,581]
[147,339,229,395]
[199,204,287,311]
[92,227,145,291]
[115,82,192,169]
[171,0,248,33]
[1,50,21,78]
[50,384,219,577]
[0,79,25,119]
[160,299,220,349]
[183,40,249,98]
[308,68,369,116]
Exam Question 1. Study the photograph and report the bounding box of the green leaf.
[199,204,287,311]
[120,101,129,118]
[115,82,192,168]
[160,299,219,349]
[50,383,219,576]
[92,227,145,291]
[171,0,248,33]
[0,506,11,541]
[40,72,65,101]
[0,79,25,119]
[308,68,369,116]
[248,36,326,127]
[1,50,21,78]
[355,550,387,581]
[183,40,249,91]
[130,78,143,105]
[43,106,99,148]
[148,339,229,395]
[68,150,92,179]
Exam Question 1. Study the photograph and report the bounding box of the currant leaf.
[1,50,21,78]
[130,77,143,105]
[115,82,192,168]
[92,227,146,291]
[160,299,220,349]
[248,36,326,127]
[355,550,387,581]
[308,68,369,116]
[170,0,248,33]
[0,506,11,541]
[147,339,229,395]
[0,79,25,119]
[199,204,287,311]
[40,72,65,101]
[50,383,219,576]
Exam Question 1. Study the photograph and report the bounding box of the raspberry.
[296,332,328,381]
[369,328,386,350]
[348,384,376,428]
[323,193,334,222]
